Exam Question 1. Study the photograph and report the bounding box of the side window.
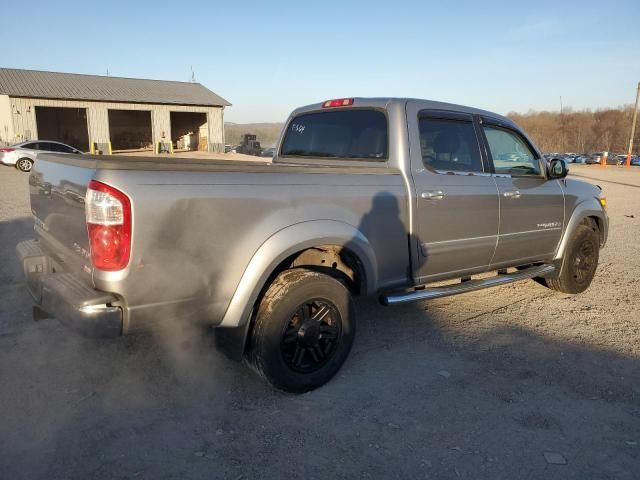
[35,142,54,151]
[47,143,73,153]
[418,117,483,173]
[59,145,76,153]
[42,142,61,152]
[483,126,541,176]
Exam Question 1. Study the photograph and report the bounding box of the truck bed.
[29,153,409,335]
[40,153,397,175]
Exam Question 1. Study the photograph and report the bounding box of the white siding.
[8,97,225,152]
[0,95,14,144]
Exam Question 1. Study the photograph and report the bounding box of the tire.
[245,268,355,393]
[545,224,599,294]
[16,158,33,172]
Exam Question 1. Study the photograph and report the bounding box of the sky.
[1,0,639,123]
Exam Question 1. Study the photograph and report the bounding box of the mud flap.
[213,321,252,361]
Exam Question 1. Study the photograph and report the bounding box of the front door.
[408,107,500,283]
[480,121,564,266]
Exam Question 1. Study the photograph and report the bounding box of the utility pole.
[560,96,565,152]
[626,82,640,167]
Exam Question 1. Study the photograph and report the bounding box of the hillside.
[225,122,284,147]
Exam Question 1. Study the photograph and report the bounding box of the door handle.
[421,190,445,200]
[503,190,521,199]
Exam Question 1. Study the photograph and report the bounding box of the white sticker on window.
[291,123,306,134]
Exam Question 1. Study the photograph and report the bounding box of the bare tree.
[508,106,638,154]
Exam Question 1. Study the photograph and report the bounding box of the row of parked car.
[544,152,640,166]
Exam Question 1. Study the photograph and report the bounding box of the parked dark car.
[611,154,628,165]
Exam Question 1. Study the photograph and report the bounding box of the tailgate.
[29,154,96,278]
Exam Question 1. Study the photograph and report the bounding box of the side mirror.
[548,158,568,179]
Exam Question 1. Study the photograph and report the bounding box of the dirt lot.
[0,163,638,479]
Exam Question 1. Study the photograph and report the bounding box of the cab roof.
[292,97,514,125]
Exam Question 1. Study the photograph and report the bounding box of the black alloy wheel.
[280,299,342,374]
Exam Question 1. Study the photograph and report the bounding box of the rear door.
[480,118,564,266]
[407,105,500,282]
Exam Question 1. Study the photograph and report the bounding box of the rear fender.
[219,220,378,330]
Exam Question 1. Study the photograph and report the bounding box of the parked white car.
[0,141,83,172]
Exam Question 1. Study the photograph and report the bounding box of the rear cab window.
[280,110,388,160]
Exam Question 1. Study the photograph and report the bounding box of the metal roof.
[0,68,231,107]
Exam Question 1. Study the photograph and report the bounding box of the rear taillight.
[322,98,354,108]
[0,148,15,153]
[85,180,132,271]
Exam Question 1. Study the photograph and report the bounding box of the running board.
[381,264,555,306]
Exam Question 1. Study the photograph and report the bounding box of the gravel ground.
[0,163,638,479]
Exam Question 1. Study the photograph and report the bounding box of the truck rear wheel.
[245,268,355,393]
[546,224,599,294]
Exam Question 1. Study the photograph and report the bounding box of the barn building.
[0,68,230,154]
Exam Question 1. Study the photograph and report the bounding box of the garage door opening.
[35,106,89,152]
[108,109,153,152]
[170,112,208,151]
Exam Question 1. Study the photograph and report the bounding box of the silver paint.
[23,98,608,336]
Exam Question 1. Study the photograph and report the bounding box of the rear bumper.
[16,239,123,338]
[0,151,16,165]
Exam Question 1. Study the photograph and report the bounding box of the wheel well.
[583,216,603,245]
[239,245,365,358]
[269,245,365,296]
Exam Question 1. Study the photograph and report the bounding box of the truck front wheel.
[546,224,599,294]
[245,268,355,393]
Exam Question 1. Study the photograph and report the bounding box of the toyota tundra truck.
[17,98,608,392]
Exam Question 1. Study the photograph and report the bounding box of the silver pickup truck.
[17,97,608,392]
